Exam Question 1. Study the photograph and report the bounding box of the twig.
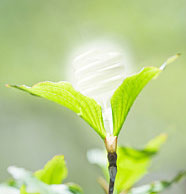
[97,177,109,194]
[108,152,117,194]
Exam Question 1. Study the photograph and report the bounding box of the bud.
[105,134,117,153]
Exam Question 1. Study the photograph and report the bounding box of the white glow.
[71,42,131,134]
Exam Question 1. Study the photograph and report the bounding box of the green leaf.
[145,133,167,152]
[8,166,82,194]
[20,186,27,194]
[20,185,39,194]
[8,166,54,194]
[111,54,180,136]
[115,134,167,193]
[111,67,161,136]
[35,155,67,185]
[87,134,167,193]
[128,171,186,194]
[7,81,106,139]
[66,183,83,194]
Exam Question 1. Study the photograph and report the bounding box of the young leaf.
[35,155,67,185]
[7,81,106,139]
[111,54,179,136]
[20,185,39,194]
[8,166,54,194]
[115,134,167,193]
[8,166,82,194]
[128,171,186,194]
[145,133,167,152]
[87,134,167,193]
[111,66,161,136]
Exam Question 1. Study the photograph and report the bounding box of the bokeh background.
[0,0,186,193]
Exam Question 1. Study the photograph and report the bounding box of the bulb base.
[105,134,117,153]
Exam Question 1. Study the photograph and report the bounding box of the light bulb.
[73,45,127,134]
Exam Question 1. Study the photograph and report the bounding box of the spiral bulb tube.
[73,47,126,134]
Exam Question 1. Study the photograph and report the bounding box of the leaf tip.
[5,84,21,89]
[5,84,11,88]
[145,133,168,151]
[160,53,181,70]
[159,133,168,141]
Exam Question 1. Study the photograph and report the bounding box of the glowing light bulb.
[73,45,127,134]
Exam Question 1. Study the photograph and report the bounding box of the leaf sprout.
[6,43,181,194]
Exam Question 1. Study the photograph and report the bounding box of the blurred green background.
[0,0,186,193]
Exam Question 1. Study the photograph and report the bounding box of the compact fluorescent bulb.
[73,46,126,134]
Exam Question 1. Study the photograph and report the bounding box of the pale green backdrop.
[0,0,186,193]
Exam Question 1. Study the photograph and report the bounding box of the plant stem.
[105,134,117,194]
[108,152,117,194]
